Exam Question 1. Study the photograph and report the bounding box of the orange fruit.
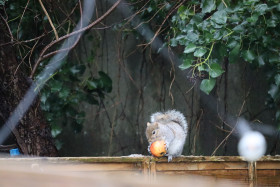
[150,140,167,157]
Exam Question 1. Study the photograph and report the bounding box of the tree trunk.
[0,10,58,156]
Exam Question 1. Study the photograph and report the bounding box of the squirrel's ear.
[154,122,158,127]
[147,122,151,126]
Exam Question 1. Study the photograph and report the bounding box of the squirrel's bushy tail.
[150,110,188,132]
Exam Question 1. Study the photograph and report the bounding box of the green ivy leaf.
[269,54,280,64]
[178,5,187,14]
[51,124,62,138]
[186,32,199,42]
[87,80,98,90]
[197,20,210,31]
[200,78,216,95]
[179,58,192,70]
[233,25,245,33]
[227,40,238,49]
[213,30,223,40]
[276,111,280,122]
[257,56,265,66]
[254,4,268,15]
[147,6,153,13]
[40,92,49,104]
[98,71,112,93]
[268,84,279,100]
[242,50,256,62]
[70,65,85,75]
[211,10,227,25]
[58,88,70,100]
[201,0,216,14]
[203,31,214,42]
[246,13,259,25]
[50,80,63,93]
[267,19,277,27]
[194,48,207,57]
[0,0,5,6]
[228,14,240,23]
[75,112,86,125]
[209,63,224,78]
[184,43,196,53]
[277,4,280,11]
[275,74,280,86]
[244,0,260,6]
[170,38,177,47]
[262,35,271,47]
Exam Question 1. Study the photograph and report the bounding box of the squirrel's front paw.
[167,155,173,162]
[147,145,151,154]
[164,142,169,151]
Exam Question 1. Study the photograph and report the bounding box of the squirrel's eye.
[152,130,156,135]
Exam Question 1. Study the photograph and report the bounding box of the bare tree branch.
[30,0,122,78]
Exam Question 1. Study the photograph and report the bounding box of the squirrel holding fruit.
[146,110,188,162]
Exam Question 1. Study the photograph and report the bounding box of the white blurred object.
[238,131,267,162]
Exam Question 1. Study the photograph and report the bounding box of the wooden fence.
[0,156,280,186]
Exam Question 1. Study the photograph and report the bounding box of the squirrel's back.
[150,110,188,133]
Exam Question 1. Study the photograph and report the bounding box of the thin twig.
[0,14,13,42]
[211,88,252,156]
[192,109,203,155]
[168,46,176,105]
[17,0,30,40]
[38,0,59,40]
[139,0,187,47]
[222,0,228,8]
[14,49,32,75]
[133,2,166,30]
[211,100,246,156]
[41,0,83,61]
[0,2,79,48]
[30,0,122,78]
[123,0,151,27]
[28,39,40,73]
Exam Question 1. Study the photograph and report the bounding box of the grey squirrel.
[146,110,188,162]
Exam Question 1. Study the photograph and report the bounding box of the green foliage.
[0,0,7,6]
[2,1,112,143]
[168,0,280,125]
[129,0,280,126]
[39,59,112,137]
[200,78,216,95]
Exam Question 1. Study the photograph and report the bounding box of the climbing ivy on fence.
[2,0,113,144]
[169,0,280,125]
[39,58,112,140]
[129,0,280,126]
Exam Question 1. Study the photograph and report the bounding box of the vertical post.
[150,160,157,181]
[142,157,150,181]
[142,157,157,183]
[248,161,256,181]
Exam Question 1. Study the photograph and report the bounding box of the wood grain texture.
[0,155,280,186]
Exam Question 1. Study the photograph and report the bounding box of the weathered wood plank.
[155,162,248,171]
[256,162,280,169]
[42,163,142,171]
[0,156,148,163]
[157,170,249,178]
